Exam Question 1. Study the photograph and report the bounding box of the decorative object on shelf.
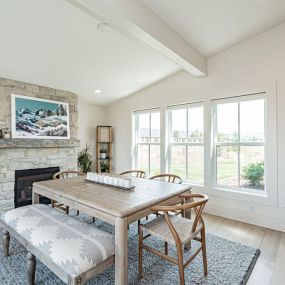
[96,126,112,173]
[11,94,70,139]
[77,145,94,173]
[85,172,135,191]
[100,148,108,159]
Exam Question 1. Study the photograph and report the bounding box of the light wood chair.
[119,170,146,178]
[149,173,183,184]
[138,193,208,285]
[52,170,85,215]
[140,173,184,226]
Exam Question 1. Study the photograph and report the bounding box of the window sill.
[212,186,268,198]
[181,184,277,207]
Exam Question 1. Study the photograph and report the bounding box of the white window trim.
[166,102,204,186]
[130,88,277,208]
[132,108,161,176]
[207,91,277,207]
[213,93,266,191]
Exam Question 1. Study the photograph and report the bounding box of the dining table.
[32,176,191,285]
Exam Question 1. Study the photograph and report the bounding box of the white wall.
[106,22,285,231]
[77,99,107,157]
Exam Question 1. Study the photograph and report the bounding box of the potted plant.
[100,148,108,159]
[77,145,93,173]
[100,161,109,173]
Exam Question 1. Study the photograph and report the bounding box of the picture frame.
[11,94,70,139]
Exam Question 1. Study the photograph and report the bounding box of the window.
[213,96,265,191]
[133,109,160,175]
[167,104,204,185]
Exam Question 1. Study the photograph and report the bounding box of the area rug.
[0,213,260,285]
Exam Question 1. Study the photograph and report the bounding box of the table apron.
[33,187,116,225]
[126,192,186,224]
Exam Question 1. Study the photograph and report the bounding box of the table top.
[33,176,191,217]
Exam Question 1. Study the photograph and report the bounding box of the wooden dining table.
[32,176,191,285]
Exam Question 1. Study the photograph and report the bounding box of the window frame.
[132,108,161,176]
[212,94,267,194]
[166,102,204,185]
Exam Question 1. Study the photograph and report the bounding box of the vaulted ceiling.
[0,0,285,105]
[142,0,285,56]
[0,0,179,105]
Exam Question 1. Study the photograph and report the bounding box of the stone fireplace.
[14,167,60,208]
[0,77,80,213]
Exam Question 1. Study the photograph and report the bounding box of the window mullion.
[238,101,241,187]
[186,145,189,181]
[148,144,151,175]
[186,108,189,181]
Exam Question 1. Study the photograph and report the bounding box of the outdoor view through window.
[133,97,265,191]
[215,98,265,191]
[168,105,204,184]
[135,110,160,175]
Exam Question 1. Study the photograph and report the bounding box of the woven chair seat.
[143,215,201,245]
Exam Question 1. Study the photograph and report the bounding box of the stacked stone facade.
[0,78,80,213]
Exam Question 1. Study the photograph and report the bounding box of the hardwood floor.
[204,214,285,285]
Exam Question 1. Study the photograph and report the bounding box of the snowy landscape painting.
[11,94,70,139]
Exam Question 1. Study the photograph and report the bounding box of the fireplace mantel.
[0,138,80,149]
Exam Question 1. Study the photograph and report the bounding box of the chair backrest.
[150,174,183,184]
[53,170,85,180]
[119,170,146,178]
[151,194,208,242]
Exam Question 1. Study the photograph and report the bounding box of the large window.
[167,103,204,185]
[213,96,265,191]
[133,109,160,175]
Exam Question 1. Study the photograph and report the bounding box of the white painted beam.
[67,0,207,77]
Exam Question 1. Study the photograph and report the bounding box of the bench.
[1,204,115,285]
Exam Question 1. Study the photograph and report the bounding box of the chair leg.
[66,206,69,215]
[138,224,143,279]
[2,230,10,257]
[164,242,168,255]
[92,217,96,223]
[201,228,208,276]
[76,210,79,216]
[146,215,149,221]
[27,252,36,285]
[177,246,185,285]
[138,219,141,234]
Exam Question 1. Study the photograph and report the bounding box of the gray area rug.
[0,213,260,285]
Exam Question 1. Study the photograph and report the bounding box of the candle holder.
[85,172,135,191]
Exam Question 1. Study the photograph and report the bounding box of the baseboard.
[205,203,285,232]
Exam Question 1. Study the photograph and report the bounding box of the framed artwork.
[11,94,70,139]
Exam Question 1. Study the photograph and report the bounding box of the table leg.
[115,217,128,285]
[32,191,40,204]
[184,195,191,250]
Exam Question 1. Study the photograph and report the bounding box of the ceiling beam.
[67,0,207,77]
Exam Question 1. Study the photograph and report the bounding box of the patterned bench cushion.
[1,204,114,278]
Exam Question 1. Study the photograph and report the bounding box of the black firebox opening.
[14,167,60,208]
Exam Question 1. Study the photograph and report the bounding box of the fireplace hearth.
[14,167,60,208]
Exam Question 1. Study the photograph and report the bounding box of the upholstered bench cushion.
[1,204,114,277]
